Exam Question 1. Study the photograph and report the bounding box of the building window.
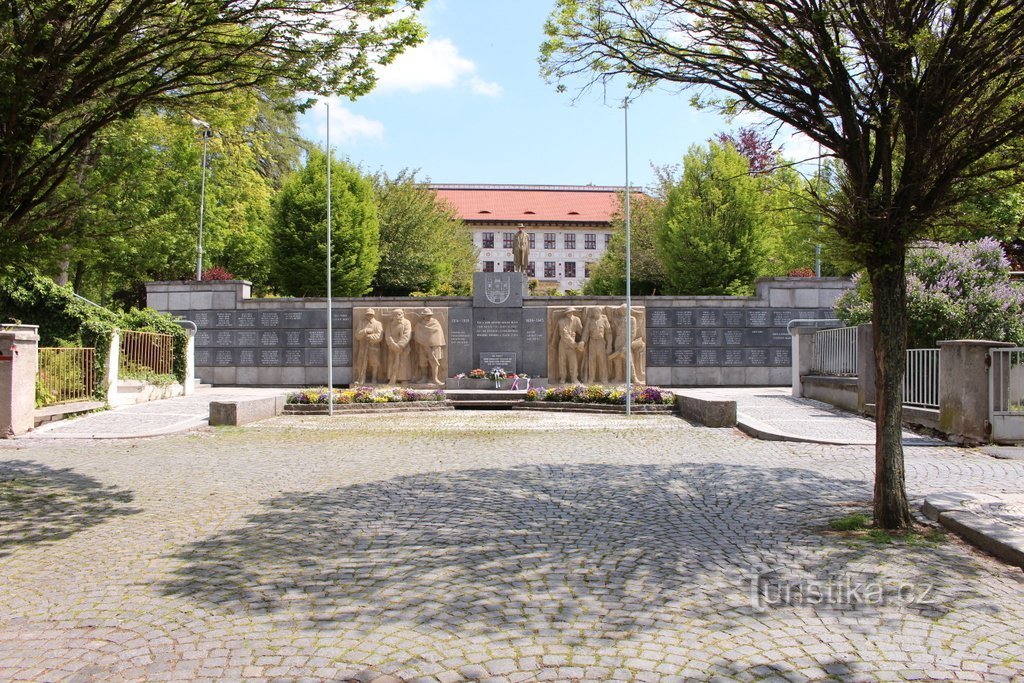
[604,233,612,247]
[483,261,494,272]
[503,261,515,273]
[564,262,576,278]
[585,233,597,250]
[482,232,494,248]
[502,232,514,249]
[544,261,556,278]
[564,233,576,250]
[528,233,536,248]
[527,262,536,277]
[544,233,556,249]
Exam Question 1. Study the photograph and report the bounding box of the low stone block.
[674,393,737,428]
[209,396,285,426]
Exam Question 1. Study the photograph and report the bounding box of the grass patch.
[829,512,870,531]
[827,511,947,546]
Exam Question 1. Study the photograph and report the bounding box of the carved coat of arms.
[485,275,511,304]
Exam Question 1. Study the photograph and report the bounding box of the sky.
[297,0,816,193]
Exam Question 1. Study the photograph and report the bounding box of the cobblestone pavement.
[2,412,1023,682]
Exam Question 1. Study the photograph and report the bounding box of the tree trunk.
[869,252,915,530]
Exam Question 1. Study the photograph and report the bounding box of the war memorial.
[145,274,849,388]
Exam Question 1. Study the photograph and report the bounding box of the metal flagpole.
[193,122,212,280]
[326,103,334,416]
[624,96,632,417]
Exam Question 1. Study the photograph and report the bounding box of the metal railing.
[990,348,1024,416]
[37,347,95,406]
[119,330,174,376]
[811,326,858,376]
[903,348,940,408]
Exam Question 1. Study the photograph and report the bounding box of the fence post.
[105,329,120,405]
[0,325,39,438]
[790,325,817,397]
[938,339,1014,443]
[856,324,875,412]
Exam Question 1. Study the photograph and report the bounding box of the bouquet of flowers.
[467,368,487,379]
[486,367,508,381]
[509,373,530,390]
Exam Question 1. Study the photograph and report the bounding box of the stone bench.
[209,395,286,427]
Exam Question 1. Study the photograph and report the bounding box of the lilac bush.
[835,238,1024,348]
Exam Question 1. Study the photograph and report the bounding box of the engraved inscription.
[285,330,303,347]
[748,310,770,327]
[259,331,280,347]
[722,310,744,327]
[648,329,672,347]
[723,330,744,346]
[696,349,720,365]
[236,311,257,328]
[192,311,212,329]
[674,310,694,327]
[259,311,280,328]
[649,309,670,327]
[195,349,211,366]
[215,312,234,328]
[673,329,694,346]
[648,348,672,366]
[474,320,521,338]
[284,349,304,365]
[673,349,696,365]
[214,331,233,347]
[260,349,281,365]
[699,329,721,346]
[195,330,211,346]
[214,349,234,366]
[697,310,720,327]
[239,349,255,365]
[307,329,326,346]
[236,331,257,347]
[748,348,768,365]
[723,349,745,365]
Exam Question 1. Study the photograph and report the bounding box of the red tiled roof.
[430,184,627,224]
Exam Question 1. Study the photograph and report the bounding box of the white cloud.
[376,38,502,97]
[305,98,385,145]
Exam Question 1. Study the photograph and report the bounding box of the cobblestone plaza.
[1,412,1023,682]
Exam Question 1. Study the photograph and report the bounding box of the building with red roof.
[431,184,628,292]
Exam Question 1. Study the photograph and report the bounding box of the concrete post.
[105,329,120,405]
[856,323,875,412]
[938,339,1014,444]
[183,330,196,396]
[790,325,817,397]
[0,325,40,438]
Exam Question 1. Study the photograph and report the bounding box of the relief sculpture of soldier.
[609,305,646,384]
[580,306,612,384]
[385,308,413,385]
[353,309,383,385]
[413,308,446,385]
[554,307,584,384]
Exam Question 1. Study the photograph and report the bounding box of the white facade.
[473,227,613,292]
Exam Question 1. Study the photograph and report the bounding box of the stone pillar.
[938,339,1014,444]
[183,330,196,396]
[104,329,121,405]
[0,325,39,438]
[790,325,817,397]
[856,323,875,412]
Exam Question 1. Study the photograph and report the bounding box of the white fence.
[811,326,858,376]
[990,348,1024,442]
[903,348,940,408]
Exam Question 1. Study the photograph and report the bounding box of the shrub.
[286,386,446,405]
[835,238,1024,348]
[523,384,676,405]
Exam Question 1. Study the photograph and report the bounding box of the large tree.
[542,0,1024,528]
[371,171,478,296]
[271,151,379,297]
[658,141,768,294]
[0,0,424,263]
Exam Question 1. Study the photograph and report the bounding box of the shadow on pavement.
[161,462,989,641]
[0,460,140,558]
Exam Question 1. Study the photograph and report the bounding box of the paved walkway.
[2,411,1024,682]
[24,387,287,439]
[674,387,943,446]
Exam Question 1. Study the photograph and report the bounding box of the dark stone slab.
[192,311,213,329]
[522,308,548,377]
[648,328,673,347]
[723,329,744,346]
[258,349,282,366]
[771,348,792,366]
[673,349,697,365]
[195,348,211,366]
[648,348,672,366]
[195,330,212,347]
[473,272,524,308]
[698,329,721,346]
[236,310,258,328]
[747,310,771,327]
[331,308,352,327]
[648,309,671,327]
[747,348,769,365]
[447,307,473,377]
[674,310,695,327]
[696,349,721,365]
[213,349,235,366]
[212,311,235,328]
[672,329,695,346]
[697,310,720,327]
[722,349,746,365]
[238,349,256,366]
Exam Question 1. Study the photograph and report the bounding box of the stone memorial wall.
[146,276,850,387]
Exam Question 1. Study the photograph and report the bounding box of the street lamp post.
[191,119,213,281]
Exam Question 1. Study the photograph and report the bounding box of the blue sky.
[298,1,814,192]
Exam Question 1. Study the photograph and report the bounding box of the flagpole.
[624,96,633,417]
[326,102,334,416]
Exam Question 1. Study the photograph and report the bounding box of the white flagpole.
[326,102,334,416]
[624,97,633,417]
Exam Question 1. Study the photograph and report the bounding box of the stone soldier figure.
[353,309,384,385]
[413,308,446,385]
[581,306,612,384]
[385,308,413,385]
[556,307,584,384]
[512,224,530,273]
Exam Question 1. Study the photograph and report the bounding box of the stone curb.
[25,414,210,440]
[922,493,1024,569]
[735,413,875,446]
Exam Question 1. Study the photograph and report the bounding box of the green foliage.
[656,142,768,295]
[585,191,668,295]
[0,273,189,393]
[1,0,425,254]
[371,170,477,296]
[271,151,380,296]
[835,239,1024,348]
[828,513,871,531]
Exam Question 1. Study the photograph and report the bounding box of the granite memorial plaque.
[195,330,212,347]
[747,310,771,327]
[446,307,473,377]
[696,349,721,365]
[699,329,721,346]
[214,331,234,347]
[723,330,744,346]
[721,309,745,327]
[214,349,234,366]
[479,352,517,373]
[473,272,524,308]
[193,311,212,329]
[673,349,696,365]
[673,329,695,346]
[195,349,211,366]
[648,348,672,366]
[236,330,257,347]
[649,309,670,327]
[723,349,745,365]
[697,310,720,327]
[236,311,257,328]
[522,308,549,377]
[239,349,255,365]
[214,311,234,328]
[674,310,695,327]
[771,348,792,366]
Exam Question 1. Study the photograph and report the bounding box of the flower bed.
[524,385,676,406]
[287,386,446,405]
